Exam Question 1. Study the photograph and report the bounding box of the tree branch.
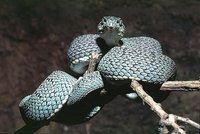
[84,52,101,75]
[131,80,200,134]
[161,80,200,91]
[88,52,200,133]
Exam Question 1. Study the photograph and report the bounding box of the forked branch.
[131,80,200,134]
[87,52,200,133]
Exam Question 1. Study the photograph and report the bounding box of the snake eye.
[103,18,107,22]
[100,22,104,25]
[116,20,120,23]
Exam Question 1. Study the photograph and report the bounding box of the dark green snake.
[17,16,176,133]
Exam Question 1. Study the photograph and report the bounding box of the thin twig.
[161,80,200,91]
[131,80,200,134]
[175,115,200,129]
[84,52,101,75]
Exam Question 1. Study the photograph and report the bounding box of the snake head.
[97,16,125,47]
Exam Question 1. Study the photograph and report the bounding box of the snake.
[17,16,176,133]
[16,16,125,133]
[67,16,176,101]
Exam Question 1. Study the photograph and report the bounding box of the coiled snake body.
[19,71,104,123]
[67,16,176,101]
[17,71,104,133]
[68,16,176,97]
[17,16,176,133]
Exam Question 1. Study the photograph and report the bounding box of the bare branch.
[84,52,101,75]
[131,80,200,134]
[175,115,200,129]
[161,80,200,91]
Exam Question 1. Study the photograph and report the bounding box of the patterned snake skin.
[67,16,176,101]
[122,37,162,54]
[17,16,176,133]
[67,34,102,74]
[97,46,176,84]
[19,71,104,124]
[67,16,125,74]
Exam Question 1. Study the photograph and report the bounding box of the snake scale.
[17,16,176,133]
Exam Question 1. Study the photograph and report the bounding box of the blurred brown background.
[0,0,200,133]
